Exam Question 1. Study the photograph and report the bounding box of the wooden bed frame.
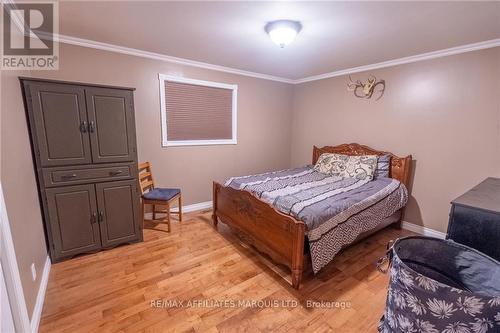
[212,143,412,289]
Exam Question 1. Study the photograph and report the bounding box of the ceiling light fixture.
[265,20,302,48]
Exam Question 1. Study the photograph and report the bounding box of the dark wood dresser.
[21,77,142,262]
[447,177,500,262]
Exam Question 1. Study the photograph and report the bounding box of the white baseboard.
[170,202,448,240]
[30,256,51,333]
[171,201,212,213]
[0,184,31,332]
[401,221,446,239]
[184,201,213,213]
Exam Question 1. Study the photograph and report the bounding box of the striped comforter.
[225,166,408,273]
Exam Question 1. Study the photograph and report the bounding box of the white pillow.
[314,153,378,180]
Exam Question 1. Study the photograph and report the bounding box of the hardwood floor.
[39,210,413,333]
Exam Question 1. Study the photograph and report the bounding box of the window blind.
[164,80,233,141]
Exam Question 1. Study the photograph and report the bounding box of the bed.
[212,143,412,289]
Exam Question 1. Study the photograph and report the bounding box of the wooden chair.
[138,162,182,232]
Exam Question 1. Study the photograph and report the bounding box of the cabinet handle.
[91,212,97,224]
[98,211,104,222]
[61,173,77,179]
[89,121,96,133]
[109,170,123,176]
[80,121,88,133]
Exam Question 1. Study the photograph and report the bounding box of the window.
[159,74,237,147]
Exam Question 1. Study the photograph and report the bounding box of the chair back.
[138,162,155,195]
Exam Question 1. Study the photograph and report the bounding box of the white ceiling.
[59,1,500,80]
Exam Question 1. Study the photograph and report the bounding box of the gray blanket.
[225,166,408,273]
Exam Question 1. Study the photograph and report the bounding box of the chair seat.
[142,188,180,201]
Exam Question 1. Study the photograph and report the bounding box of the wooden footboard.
[212,182,306,289]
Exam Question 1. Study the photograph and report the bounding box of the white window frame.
[159,74,238,147]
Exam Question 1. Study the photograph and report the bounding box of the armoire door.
[85,88,136,163]
[95,180,140,247]
[27,82,92,167]
[45,184,101,259]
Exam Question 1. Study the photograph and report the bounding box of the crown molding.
[7,0,499,83]
[48,33,500,85]
[294,38,500,84]
[55,34,295,84]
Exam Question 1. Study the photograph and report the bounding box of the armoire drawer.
[42,163,135,187]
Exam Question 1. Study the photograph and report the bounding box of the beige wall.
[1,69,48,318]
[291,48,500,233]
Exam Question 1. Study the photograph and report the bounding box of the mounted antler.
[346,74,385,100]
[372,80,386,100]
[347,75,362,91]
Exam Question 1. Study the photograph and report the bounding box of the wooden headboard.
[312,143,412,189]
